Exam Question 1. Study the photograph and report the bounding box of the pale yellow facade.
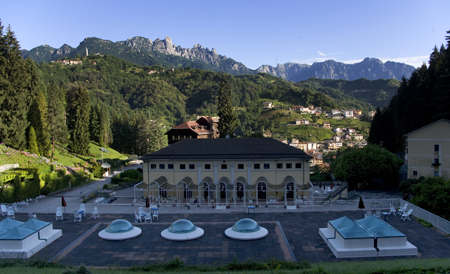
[405,119,450,179]
[142,158,311,206]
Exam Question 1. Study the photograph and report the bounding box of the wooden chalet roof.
[141,138,313,161]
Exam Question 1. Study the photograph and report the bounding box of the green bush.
[91,162,103,178]
[120,169,141,180]
[103,184,109,189]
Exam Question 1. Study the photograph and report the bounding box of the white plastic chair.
[389,203,396,216]
[364,210,372,218]
[79,204,86,217]
[401,209,413,221]
[399,203,408,215]
[144,212,152,223]
[1,205,7,216]
[152,210,159,221]
[7,207,15,219]
[74,211,82,223]
[56,207,63,220]
[28,212,37,219]
[91,207,99,219]
[375,210,381,218]
[138,207,144,216]
[134,212,142,223]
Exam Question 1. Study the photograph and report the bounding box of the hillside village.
[261,101,373,167]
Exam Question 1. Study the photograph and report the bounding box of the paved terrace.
[3,165,450,266]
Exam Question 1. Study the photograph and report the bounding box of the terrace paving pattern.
[2,209,450,267]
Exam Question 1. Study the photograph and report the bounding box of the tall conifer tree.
[28,88,50,156]
[217,76,238,138]
[47,83,67,160]
[69,86,90,155]
[28,126,39,155]
[0,22,38,149]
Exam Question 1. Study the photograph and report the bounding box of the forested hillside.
[36,54,375,140]
[368,30,450,153]
[299,78,401,108]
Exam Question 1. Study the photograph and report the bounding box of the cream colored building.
[405,119,450,179]
[139,138,313,206]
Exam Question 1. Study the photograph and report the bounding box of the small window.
[221,164,227,170]
[159,164,165,169]
[434,171,440,177]
[277,163,283,169]
[434,144,440,152]
[295,163,302,169]
[264,164,270,169]
[286,163,292,169]
[151,164,156,169]
[412,170,418,176]
[204,164,211,170]
[254,164,260,169]
[189,164,195,170]
[180,164,186,170]
[238,164,244,170]
[168,164,174,169]
[434,158,440,164]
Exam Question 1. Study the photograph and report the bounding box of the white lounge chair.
[1,204,7,216]
[28,212,37,219]
[389,203,396,216]
[399,203,408,215]
[56,207,63,220]
[365,210,373,218]
[91,207,99,219]
[7,207,14,219]
[74,211,82,223]
[138,207,144,216]
[402,209,413,221]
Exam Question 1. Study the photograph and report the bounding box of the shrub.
[120,169,141,180]
[91,162,103,178]
[103,184,109,189]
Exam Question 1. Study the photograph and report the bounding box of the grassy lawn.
[2,258,450,274]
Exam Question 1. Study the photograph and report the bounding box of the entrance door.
[257,183,266,199]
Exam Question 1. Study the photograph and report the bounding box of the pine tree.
[28,88,50,156]
[47,83,67,160]
[69,86,91,155]
[217,76,238,138]
[0,22,38,149]
[28,126,39,155]
[89,104,100,144]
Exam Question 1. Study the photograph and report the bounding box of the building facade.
[139,138,313,206]
[405,119,450,179]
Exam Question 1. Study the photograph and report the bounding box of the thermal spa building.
[138,138,313,206]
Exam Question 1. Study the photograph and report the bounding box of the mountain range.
[22,36,416,82]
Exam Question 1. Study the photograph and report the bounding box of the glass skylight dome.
[161,219,204,241]
[232,218,261,233]
[225,218,268,240]
[106,219,134,233]
[168,219,197,234]
[98,219,142,240]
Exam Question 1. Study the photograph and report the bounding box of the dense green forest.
[299,78,401,108]
[35,54,376,141]
[368,30,450,153]
[1,20,377,158]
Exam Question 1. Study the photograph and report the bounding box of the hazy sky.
[2,0,449,69]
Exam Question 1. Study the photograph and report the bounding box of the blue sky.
[2,0,449,69]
